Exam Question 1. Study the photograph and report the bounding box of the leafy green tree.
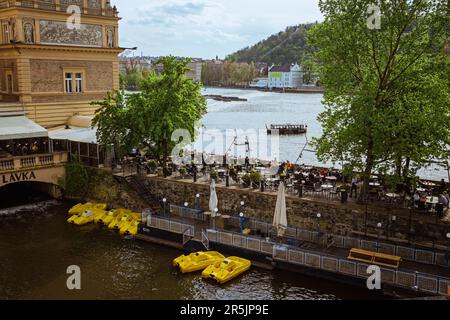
[93,56,207,171]
[309,0,449,200]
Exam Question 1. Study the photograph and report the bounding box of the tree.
[308,0,449,200]
[93,56,207,171]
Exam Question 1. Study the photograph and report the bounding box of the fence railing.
[223,215,450,268]
[206,228,450,296]
[146,215,195,237]
[170,204,206,222]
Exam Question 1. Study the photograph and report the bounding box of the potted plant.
[178,167,187,178]
[250,171,262,188]
[147,159,158,173]
[210,170,218,182]
[241,173,251,188]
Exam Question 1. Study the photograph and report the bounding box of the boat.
[120,219,142,236]
[173,251,225,274]
[69,210,95,226]
[99,209,130,225]
[68,203,107,216]
[68,202,93,216]
[108,212,140,230]
[266,124,307,135]
[201,257,251,284]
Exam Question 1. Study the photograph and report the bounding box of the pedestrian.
[350,176,358,198]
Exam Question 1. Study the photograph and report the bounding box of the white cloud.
[112,0,323,58]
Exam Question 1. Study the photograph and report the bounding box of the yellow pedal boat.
[119,219,141,236]
[173,251,225,274]
[99,209,130,225]
[201,257,251,284]
[68,203,107,216]
[69,210,95,226]
[68,202,93,216]
[108,212,139,230]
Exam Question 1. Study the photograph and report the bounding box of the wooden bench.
[348,248,402,269]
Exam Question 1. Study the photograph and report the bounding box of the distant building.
[268,63,303,89]
[119,58,152,73]
[250,78,268,88]
[186,60,203,82]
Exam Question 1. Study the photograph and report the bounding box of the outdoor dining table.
[416,188,427,192]
[325,176,337,181]
[369,182,381,187]
[386,193,400,198]
[321,184,334,190]
[426,197,439,205]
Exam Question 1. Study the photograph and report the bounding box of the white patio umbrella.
[273,182,287,237]
[209,179,218,216]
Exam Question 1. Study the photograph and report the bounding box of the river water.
[0,201,384,300]
[194,87,447,181]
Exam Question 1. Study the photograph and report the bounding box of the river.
[194,87,447,181]
[0,201,385,300]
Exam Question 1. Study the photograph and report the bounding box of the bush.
[210,170,218,181]
[59,156,89,197]
[179,167,187,176]
[241,173,251,187]
[250,171,262,184]
[148,159,158,168]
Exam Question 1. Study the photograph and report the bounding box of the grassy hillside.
[226,23,318,65]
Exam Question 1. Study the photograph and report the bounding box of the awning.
[0,116,48,141]
[48,126,97,144]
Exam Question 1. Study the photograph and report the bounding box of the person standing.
[350,176,358,198]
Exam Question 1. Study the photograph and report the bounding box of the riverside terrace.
[115,154,450,220]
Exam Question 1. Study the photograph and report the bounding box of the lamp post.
[240,201,245,215]
[239,212,245,234]
[162,198,167,216]
[195,194,200,209]
[214,208,219,230]
[316,213,321,244]
[377,222,382,252]
[446,233,450,267]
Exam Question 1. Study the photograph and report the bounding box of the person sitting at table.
[418,194,427,210]
[438,194,448,210]
[444,191,450,209]
[413,192,420,208]
[440,179,448,193]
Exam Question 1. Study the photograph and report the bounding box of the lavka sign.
[2,171,37,184]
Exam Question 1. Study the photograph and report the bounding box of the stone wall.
[65,168,148,212]
[144,176,450,245]
[30,59,113,94]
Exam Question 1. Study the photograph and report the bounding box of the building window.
[2,23,9,44]
[65,73,73,93]
[64,70,84,94]
[75,73,82,93]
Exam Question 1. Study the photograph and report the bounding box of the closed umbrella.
[273,182,287,237]
[209,179,218,216]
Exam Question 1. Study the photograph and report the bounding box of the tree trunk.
[359,137,374,203]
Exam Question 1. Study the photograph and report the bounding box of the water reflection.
[0,203,381,300]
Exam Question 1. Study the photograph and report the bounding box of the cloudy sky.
[113,0,323,59]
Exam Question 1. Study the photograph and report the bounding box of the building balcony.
[0,151,68,173]
[0,0,118,18]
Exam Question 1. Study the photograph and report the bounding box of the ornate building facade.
[0,0,122,128]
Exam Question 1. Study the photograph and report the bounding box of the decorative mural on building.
[88,0,101,9]
[40,20,102,47]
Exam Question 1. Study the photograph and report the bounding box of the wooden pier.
[267,124,308,135]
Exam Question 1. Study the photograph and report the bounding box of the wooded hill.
[226,23,318,65]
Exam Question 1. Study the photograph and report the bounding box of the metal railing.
[206,228,450,296]
[222,215,450,267]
